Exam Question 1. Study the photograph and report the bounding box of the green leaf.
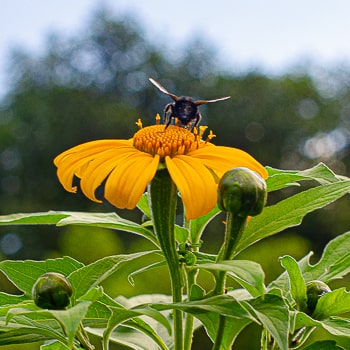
[303,340,345,350]
[0,211,159,247]
[245,294,290,350]
[302,231,350,283]
[96,294,175,350]
[235,181,350,255]
[0,212,68,225]
[68,250,161,301]
[271,232,350,291]
[103,306,170,350]
[321,318,350,338]
[175,225,189,243]
[196,260,265,297]
[40,340,70,350]
[151,294,257,322]
[293,311,350,339]
[1,312,68,346]
[6,300,95,347]
[0,257,83,296]
[0,293,28,306]
[280,255,307,312]
[189,205,221,244]
[0,326,51,346]
[195,312,251,350]
[137,193,151,218]
[266,163,342,192]
[313,288,350,320]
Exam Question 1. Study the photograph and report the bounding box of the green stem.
[149,169,184,350]
[214,213,247,295]
[183,216,200,350]
[212,213,247,350]
[183,268,198,350]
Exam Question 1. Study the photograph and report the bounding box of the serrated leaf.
[0,257,83,296]
[235,181,350,255]
[196,260,265,297]
[280,255,307,312]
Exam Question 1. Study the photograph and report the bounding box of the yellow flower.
[54,116,268,220]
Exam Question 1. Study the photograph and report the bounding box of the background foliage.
[0,8,350,349]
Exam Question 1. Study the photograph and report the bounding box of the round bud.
[32,272,73,310]
[217,167,267,217]
[183,251,197,266]
[306,280,331,314]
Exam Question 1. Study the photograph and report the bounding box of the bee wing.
[149,78,179,101]
[195,96,231,105]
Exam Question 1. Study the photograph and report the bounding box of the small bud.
[183,251,197,266]
[217,167,267,217]
[32,272,73,310]
[306,280,331,314]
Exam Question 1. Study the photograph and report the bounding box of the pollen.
[133,124,206,159]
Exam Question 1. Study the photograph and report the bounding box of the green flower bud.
[183,251,197,266]
[306,280,331,314]
[217,167,267,217]
[32,272,72,310]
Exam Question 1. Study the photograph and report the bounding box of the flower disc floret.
[133,125,202,159]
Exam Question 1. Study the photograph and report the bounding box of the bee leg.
[191,112,202,131]
[164,104,174,129]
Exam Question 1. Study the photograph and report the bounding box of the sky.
[1,0,350,97]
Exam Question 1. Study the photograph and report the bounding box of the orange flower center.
[133,120,215,159]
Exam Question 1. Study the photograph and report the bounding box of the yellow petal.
[54,140,133,193]
[166,155,217,219]
[188,145,268,180]
[80,148,139,202]
[105,153,159,209]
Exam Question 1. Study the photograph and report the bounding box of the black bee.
[149,78,230,130]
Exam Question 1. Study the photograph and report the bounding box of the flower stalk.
[213,168,267,350]
[149,169,184,350]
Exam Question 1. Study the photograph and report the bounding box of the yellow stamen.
[205,130,216,143]
[136,119,143,129]
[155,113,161,125]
